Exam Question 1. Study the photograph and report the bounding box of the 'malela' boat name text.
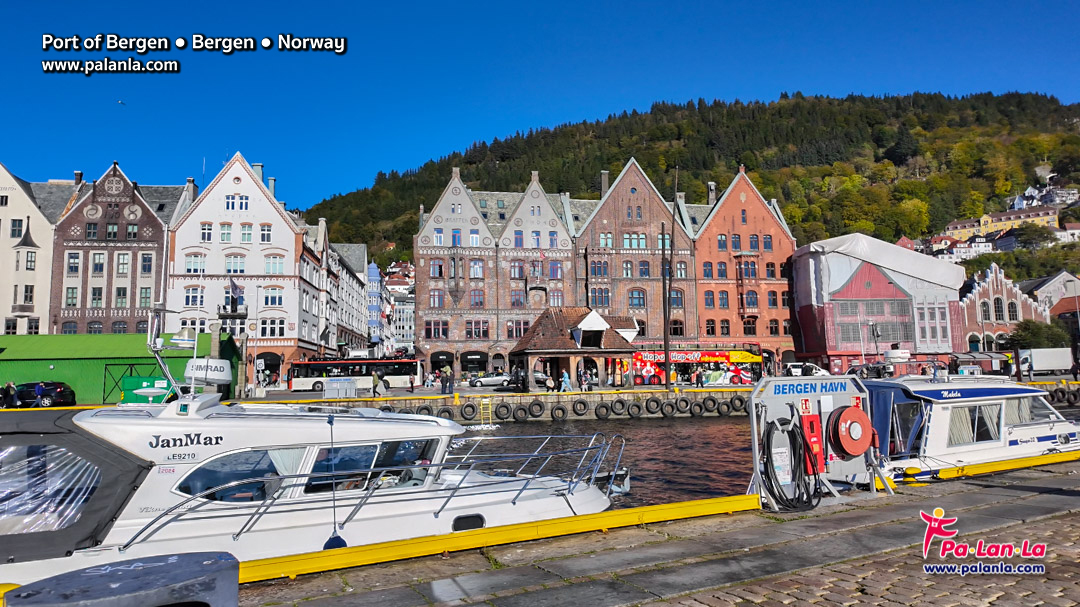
[149,433,224,448]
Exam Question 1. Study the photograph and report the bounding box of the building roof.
[134,184,187,222]
[1051,297,1080,316]
[795,232,966,289]
[509,307,635,355]
[684,204,711,235]
[28,181,82,223]
[332,243,368,273]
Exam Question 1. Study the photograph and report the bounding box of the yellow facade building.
[944,208,1058,239]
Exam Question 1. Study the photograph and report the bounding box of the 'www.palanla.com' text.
[42,56,180,76]
[923,561,1046,576]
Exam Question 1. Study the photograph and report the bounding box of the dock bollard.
[4,552,239,607]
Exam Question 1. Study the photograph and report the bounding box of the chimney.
[419,204,425,230]
[74,171,83,185]
[708,181,717,205]
[531,170,539,183]
[676,192,685,205]
[208,323,222,358]
[252,163,264,183]
[185,177,196,201]
[601,170,610,197]
[739,164,746,174]
[452,167,460,179]
[269,177,276,197]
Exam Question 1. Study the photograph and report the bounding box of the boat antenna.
[323,414,347,550]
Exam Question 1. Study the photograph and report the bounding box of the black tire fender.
[675,397,691,413]
[379,405,395,413]
[594,402,611,420]
[494,402,512,420]
[437,406,455,420]
[551,404,569,421]
[528,400,546,418]
[1068,390,1080,406]
[1053,388,1068,403]
[572,399,590,416]
[416,404,434,417]
[645,397,662,414]
[731,395,747,412]
[460,402,478,420]
[627,401,644,418]
[398,407,415,415]
[660,400,677,417]
[689,401,705,417]
[702,396,718,412]
[512,405,529,423]
[718,400,732,416]
[610,398,628,416]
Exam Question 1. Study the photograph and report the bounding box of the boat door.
[1001,395,1074,451]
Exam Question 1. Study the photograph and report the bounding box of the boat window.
[891,401,923,456]
[177,449,281,502]
[0,445,101,535]
[304,445,378,494]
[946,404,1002,446]
[372,440,438,489]
[1004,397,1063,425]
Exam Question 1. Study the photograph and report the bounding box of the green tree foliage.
[305,92,1080,258]
[1004,319,1072,349]
[1013,223,1058,250]
[960,242,1080,281]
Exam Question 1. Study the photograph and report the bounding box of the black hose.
[760,417,822,512]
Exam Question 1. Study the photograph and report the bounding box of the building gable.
[0,163,54,226]
[696,168,792,240]
[497,172,572,248]
[576,158,693,242]
[57,163,166,238]
[417,168,495,247]
[831,262,910,300]
[173,152,300,235]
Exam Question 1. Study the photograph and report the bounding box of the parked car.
[11,382,77,408]
[783,363,830,377]
[470,372,512,387]
[509,369,550,389]
[844,363,894,379]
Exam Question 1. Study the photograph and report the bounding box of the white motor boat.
[863,375,1080,480]
[0,315,627,587]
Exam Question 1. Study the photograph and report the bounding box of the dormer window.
[479,199,487,208]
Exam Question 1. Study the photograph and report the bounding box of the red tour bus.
[631,346,763,385]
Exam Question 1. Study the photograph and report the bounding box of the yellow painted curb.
[239,493,760,583]
[0,405,107,413]
[935,449,1080,479]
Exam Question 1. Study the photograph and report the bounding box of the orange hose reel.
[827,405,873,459]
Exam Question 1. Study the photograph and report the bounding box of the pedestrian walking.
[1071,361,1079,382]
[408,373,415,393]
[448,370,455,394]
[371,370,381,398]
[2,382,14,408]
[33,382,45,407]
[560,370,571,393]
[695,368,705,388]
[440,371,450,395]
[1026,361,1034,382]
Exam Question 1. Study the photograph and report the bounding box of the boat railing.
[120,434,619,551]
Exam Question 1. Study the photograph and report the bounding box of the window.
[702,262,713,278]
[769,319,779,336]
[549,231,558,248]
[514,230,523,248]
[112,321,128,334]
[4,319,15,335]
[766,262,776,278]
[65,287,78,307]
[718,262,727,279]
[720,319,730,336]
[629,289,646,308]
[743,318,757,336]
[622,261,633,277]
[864,301,885,315]
[946,404,1003,446]
[780,262,790,278]
[226,255,246,274]
[240,224,252,243]
[220,224,232,243]
[549,261,563,279]
[639,261,650,277]
[732,234,741,251]
[127,224,138,240]
[746,290,758,307]
[763,235,773,251]
[1008,302,1018,321]
[140,287,152,308]
[469,289,484,307]
[469,259,483,278]
[550,290,563,306]
[470,229,480,246]
[741,210,747,224]
[623,233,631,248]
[750,234,759,250]
[531,231,540,248]
[837,301,859,316]
[264,287,283,306]
[429,259,444,278]
[783,319,792,335]
[511,289,525,308]
[62,321,77,334]
[782,291,791,309]
[590,288,610,307]
[768,291,778,308]
[994,298,1005,321]
[718,290,729,309]
[705,319,716,335]
[671,289,684,308]
[260,318,286,337]
[87,322,103,334]
[90,287,103,308]
[179,449,290,502]
[424,320,449,339]
[0,195,5,206]
[200,223,212,242]
[839,323,861,342]
[636,206,642,220]
[106,223,118,240]
[590,260,608,276]
[185,254,205,274]
[141,253,153,274]
[452,229,462,247]
[717,234,727,251]
[627,205,632,219]
[22,285,33,304]
[8,218,23,238]
[67,252,80,274]
[465,320,489,339]
[184,286,204,307]
[658,234,671,249]
[225,194,236,210]
[600,233,613,248]
[238,195,249,210]
[676,262,687,278]
[704,290,714,308]
[264,256,284,274]
[506,320,530,338]
[86,223,98,239]
[429,289,445,308]
[510,260,525,279]
[981,301,991,321]
[115,287,127,308]
[670,319,685,336]
[116,253,129,275]
[635,319,647,337]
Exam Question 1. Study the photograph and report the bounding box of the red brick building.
[691,167,797,366]
[958,262,1050,352]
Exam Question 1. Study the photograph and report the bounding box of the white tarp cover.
[795,233,965,289]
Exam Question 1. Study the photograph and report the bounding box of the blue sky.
[2,0,1078,209]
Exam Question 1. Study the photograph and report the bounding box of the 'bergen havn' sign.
[772,381,851,395]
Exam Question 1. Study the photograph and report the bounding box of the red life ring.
[827,405,873,459]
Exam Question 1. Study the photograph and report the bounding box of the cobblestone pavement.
[649,512,1080,607]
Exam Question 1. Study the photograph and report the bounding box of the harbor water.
[463,416,754,508]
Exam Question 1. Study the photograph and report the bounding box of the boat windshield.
[867,384,925,457]
[0,445,101,535]
[1004,396,1064,425]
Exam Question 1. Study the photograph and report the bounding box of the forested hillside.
[308,92,1080,264]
